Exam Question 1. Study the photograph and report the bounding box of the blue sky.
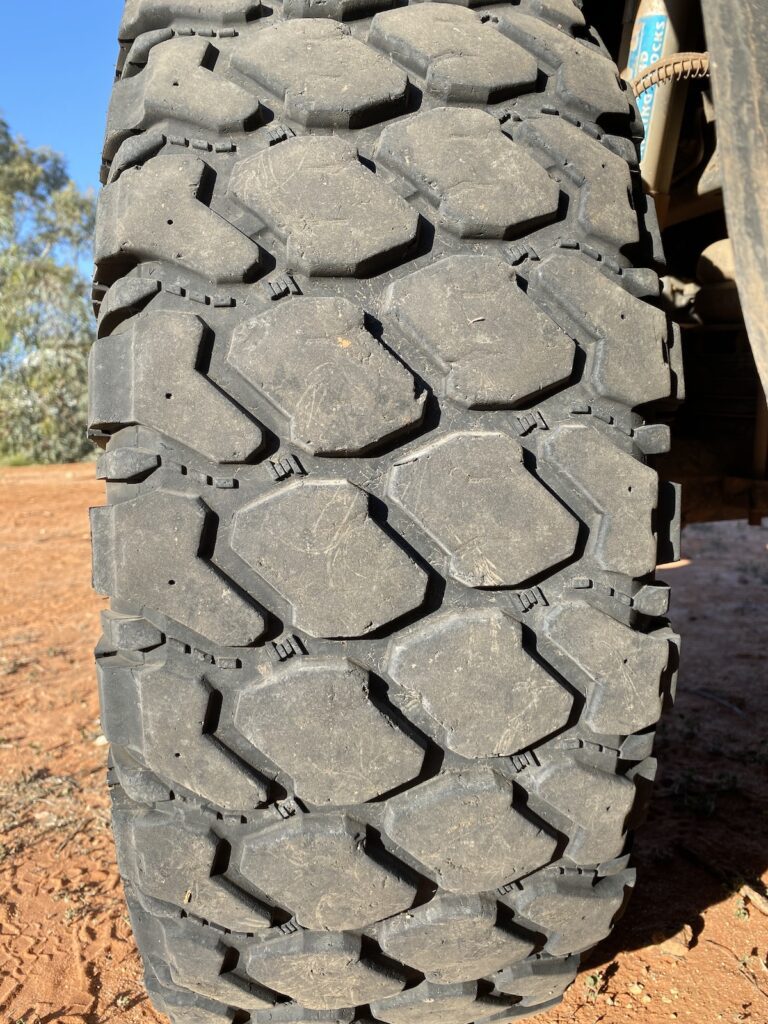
[0,1,124,194]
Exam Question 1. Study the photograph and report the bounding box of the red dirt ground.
[1,463,766,1024]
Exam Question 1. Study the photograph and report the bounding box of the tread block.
[529,758,635,864]
[120,0,259,39]
[245,932,406,1009]
[237,815,416,930]
[369,5,538,103]
[100,658,268,809]
[370,981,505,1024]
[493,954,578,1006]
[157,919,276,1010]
[383,767,557,893]
[91,488,265,646]
[388,432,578,587]
[89,310,263,462]
[230,481,428,638]
[375,107,560,238]
[511,872,628,956]
[233,20,408,128]
[145,961,252,1024]
[101,610,163,650]
[384,255,574,408]
[387,610,572,758]
[96,447,160,483]
[115,807,271,930]
[227,297,425,455]
[528,0,585,31]
[96,153,261,283]
[377,894,533,984]
[541,603,671,734]
[499,13,629,124]
[515,116,639,250]
[105,37,262,161]
[233,657,425,805]
[540,424,658,578]
[98,277,161,336]
[229,136,419,276]
[104,130,166,185]
[530,252,672,408]
[283,0,394,18]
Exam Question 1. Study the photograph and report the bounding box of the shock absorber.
[622,0,698,223]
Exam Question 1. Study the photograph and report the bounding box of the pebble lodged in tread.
[92,2,682,1023]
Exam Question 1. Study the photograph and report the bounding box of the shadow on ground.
[593,520,768,965]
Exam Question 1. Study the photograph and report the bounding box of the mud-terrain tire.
[90,1,684,1021]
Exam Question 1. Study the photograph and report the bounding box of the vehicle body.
[598,0,768,525]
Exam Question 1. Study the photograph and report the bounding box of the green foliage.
[0,115,96,464]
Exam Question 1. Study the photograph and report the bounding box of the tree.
[0,115,96,464]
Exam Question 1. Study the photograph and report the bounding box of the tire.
[90,2,683,1022]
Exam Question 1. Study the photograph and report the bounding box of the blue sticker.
[627,12,669,157]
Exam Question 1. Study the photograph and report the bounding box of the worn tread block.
[283,0,394,18]
[389,432,578,587]
[530,252,672,408]
[101,610,163,650]
[105,37,262,161]
[96,153,261,283]
[97,447,161,483]
[370,981,507,1024]
[98,277,161,336]
[156,918,277,1010]
[233,657,425,805]
[246,932,406,1009]
[237,815,417,930]
[541,424,658,579]
[104,130,167,185]
[91,489,265,646]
[529,758,635,864]
[114,805,271,929]
[369,5,538,103]
[231,480,428,638]
[377,894,534,985]
[384,255,574,408]
[387,610,572,758]
[144,964,243,1024]
[229,136,418,276]
[542,603,672,734]
[493,954,579,1006]
[90,310,262,462]
[384,767,558,893]
[499,13,629,124]
[528,0,585,31]
[100,657,268,809]
[376,107,560,238]
[120,0,259,40]
[227,297,424,455]
[515,116,639,250]
[233,20,408,128]
[511,871,628,956]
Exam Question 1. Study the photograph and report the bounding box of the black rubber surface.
[90,1,683,1022]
